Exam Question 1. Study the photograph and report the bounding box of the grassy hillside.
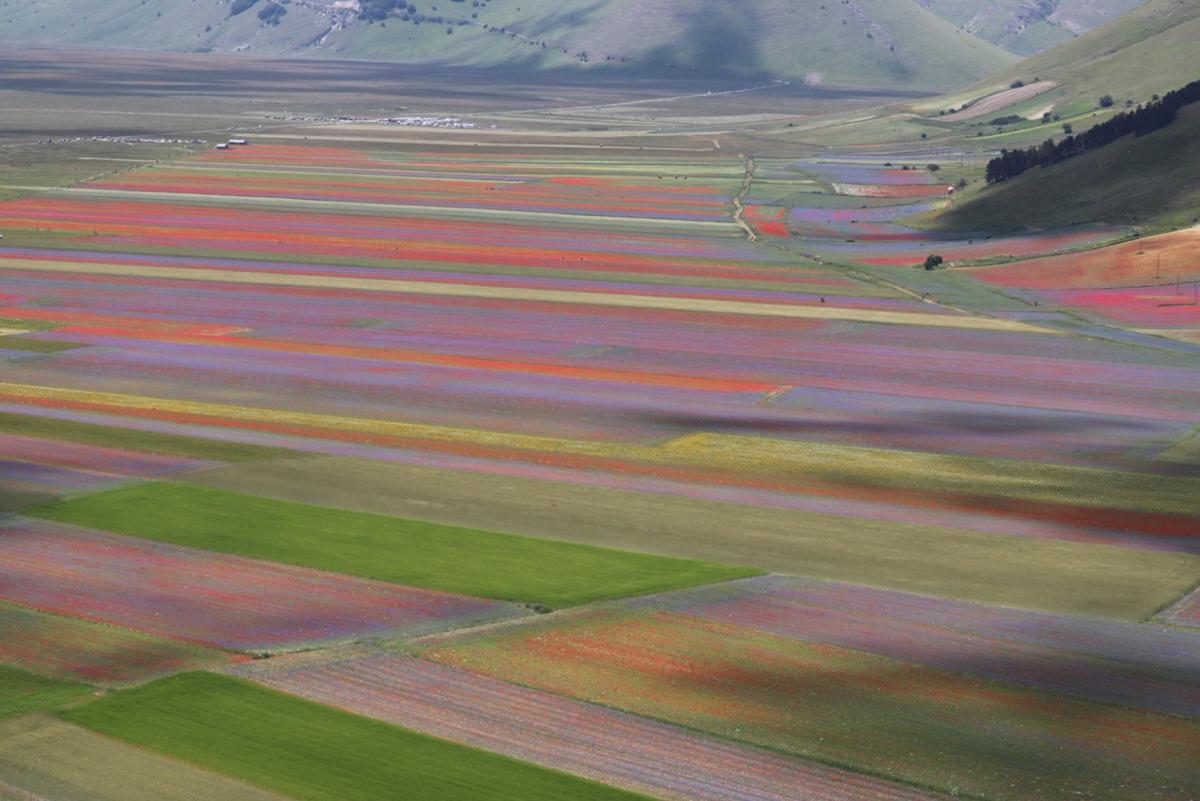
[919,0,1146,55]
[0,0,1016,89]
[930,0,1200,120]
[933,102,1200,231]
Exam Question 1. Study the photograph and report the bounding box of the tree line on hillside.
[985,79,1200,184]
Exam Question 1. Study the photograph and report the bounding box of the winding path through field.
[732,154,757,242]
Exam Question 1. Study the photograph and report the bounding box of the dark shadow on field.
[632,407,1162,439]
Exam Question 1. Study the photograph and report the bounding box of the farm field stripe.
[0,602,231,685]
[62,672,657,801]
[4,382,1198,546]
[646,575,1200,717]
[0,258,1050,332]
[47,329,778,395]
[10,186,737,232]
[0,411,292,463]
[0,716,294,801]
[420,610,1200,801]
[0,517,528,650]
[25,483,759,609]
[3,381,1196,523]
[231,650,946,801]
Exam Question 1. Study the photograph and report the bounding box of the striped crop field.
[973,228,1200,290]
[0,429,213,512]
[0,603,228,684]
[971,229,1200,334]
[230,649,947,801]
[0,716,294,801]
[0,70,1197,801]
[0,133,1197,620]
[630,576,1200,717]
[420,604,1200,801]
[62,672,656,801]
[26,482,757,607]
[0,517,527,650]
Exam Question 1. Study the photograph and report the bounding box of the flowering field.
[972,229,1200,332]
[0,138,1197,619]
[421,602,1200,801]
[640,576,1200,716]
[0,518,526,650]
[0,55,1196,801]
[231,650,946,801]
[0,603,227,684]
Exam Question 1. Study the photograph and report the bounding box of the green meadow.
[0,666,90,720]
[28,482,760,608]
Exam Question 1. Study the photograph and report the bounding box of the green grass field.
[61,672,653,801]
[28,482,759,608]
[0,667,90,721]
[0,716,295,801]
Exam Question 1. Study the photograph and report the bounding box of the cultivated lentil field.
[0,48,1197,801]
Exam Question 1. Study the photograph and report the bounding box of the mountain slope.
[0,0,1017,89]
[935,102,1200,230]
[988,0,1200,108]
[917,0,1147,55]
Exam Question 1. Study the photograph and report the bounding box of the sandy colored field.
[0,257,1047,332]
[0,716,293,801]
[941,80,1057,121]
[186,455,1200,619]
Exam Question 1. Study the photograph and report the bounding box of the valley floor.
[0,48,1197,801]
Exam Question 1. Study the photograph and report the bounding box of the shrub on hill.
[257,2,286,24]
[229,0,259,16]
[360,0,404,21]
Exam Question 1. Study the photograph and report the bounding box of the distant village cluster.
[34,136,207,145]
[267,114,479,128]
